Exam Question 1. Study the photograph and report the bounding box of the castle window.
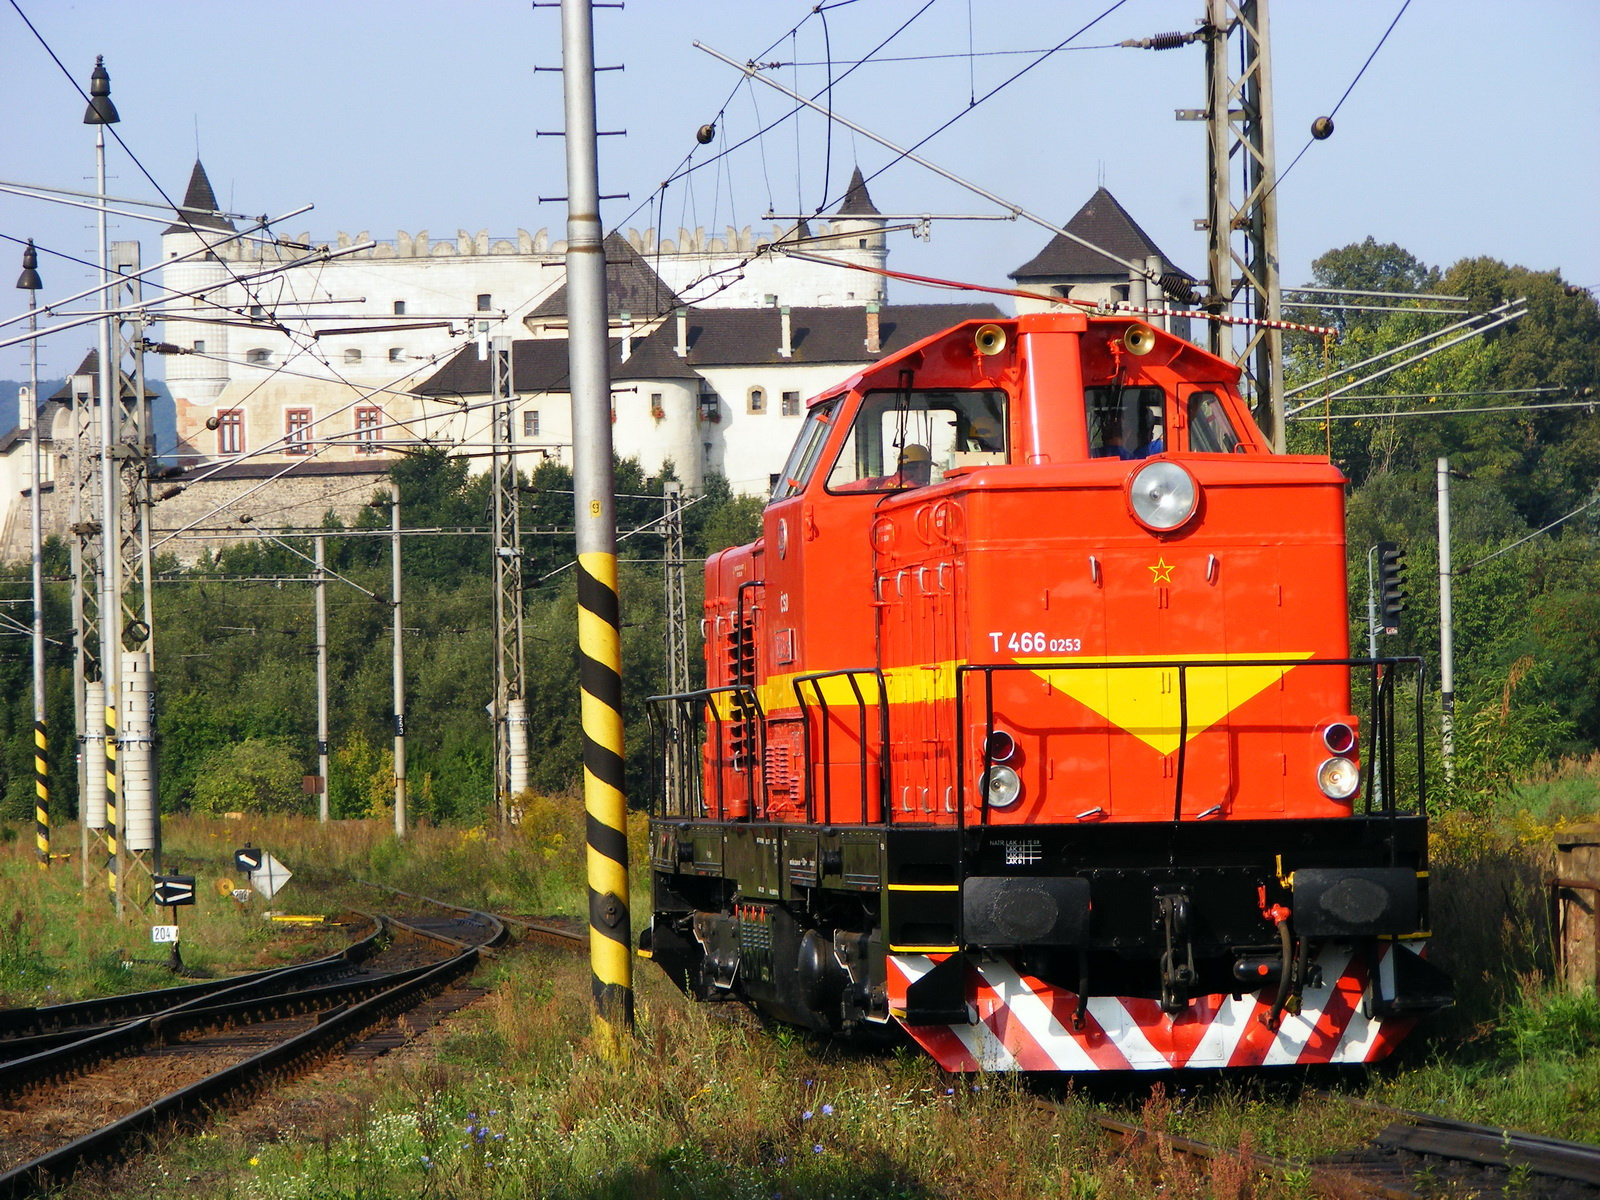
[698,389,720,423]
[285,408,312,456]
[476,293,493,311]
[192,340,205,354]
[355,407,384,454]
[393,300,406,315]
[216,409,244,455]
[858,238,867,249]
[345,348,362,364]
[389,347,404,363]
[249,304,264,318]
[764,294,778,306]
[747,387,766,415]
[781,390,801,417]
[246,349,270,365]
[523,411,540,438]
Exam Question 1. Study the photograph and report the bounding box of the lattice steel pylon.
[488,337,528,824]
[1203,0,1285,452]
[110,240,160,892]
[661,483,690,814]
[67,370,104,884]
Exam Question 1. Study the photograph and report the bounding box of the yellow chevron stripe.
[713,653,1314,752]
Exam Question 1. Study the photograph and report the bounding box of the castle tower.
[812,166,887,306]
[160,161,235,417]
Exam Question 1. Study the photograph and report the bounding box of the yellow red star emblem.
[1149,557,1175,584]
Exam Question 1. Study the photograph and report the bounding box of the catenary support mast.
[1203,0,1284,451]
[561,0,632,1045]
[18,244,48,869]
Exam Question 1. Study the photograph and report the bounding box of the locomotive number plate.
[990,632,1081,654]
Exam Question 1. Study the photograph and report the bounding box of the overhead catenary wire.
[1458,493,1600,575]
[1265,0,1414,201]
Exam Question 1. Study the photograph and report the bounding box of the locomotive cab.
[646,312,1451,1071]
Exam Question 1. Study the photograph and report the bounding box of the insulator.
[696,123,716,145]
[1121,30,1193,50]
[1311,115,1335,140]
[1159,273,1198,304]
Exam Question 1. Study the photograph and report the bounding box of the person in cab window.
[1093,418,1134,460]
[963,415,1005,452]
[894,443,933,487]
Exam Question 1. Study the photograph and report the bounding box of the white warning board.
[253,851,293,902]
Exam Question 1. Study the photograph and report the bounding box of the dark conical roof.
[1009,187,1191,281]
[47,349,156,401]
[529,230,684,319]
[834,166,881,218]
[162,160,236,235]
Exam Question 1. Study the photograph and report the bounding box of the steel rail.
[355,878,587,949]
[1061,1105,1416,1200]
[0,916,382,1043]
[0,911,504,1198]
[1319,1092,1600,1189]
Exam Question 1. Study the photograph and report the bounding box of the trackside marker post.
[561,0,633,1051]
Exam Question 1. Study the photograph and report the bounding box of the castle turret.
[160,161,235,426]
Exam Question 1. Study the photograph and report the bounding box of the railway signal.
[1377,542,1407,634]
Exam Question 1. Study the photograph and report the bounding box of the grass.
[5,780,1599,1199]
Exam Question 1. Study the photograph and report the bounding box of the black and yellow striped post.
[34,721,47,869]
[579,552,632,1039]
[105,700,119,905]
[561,0,632,1050]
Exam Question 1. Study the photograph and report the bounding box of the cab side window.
[770,400,838,500]
[1186,391,1242,453]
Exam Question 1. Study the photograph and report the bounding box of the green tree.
[190,738,306,815]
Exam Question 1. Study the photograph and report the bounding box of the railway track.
[1073,1090,1600,1198]
[0,910,506,1199]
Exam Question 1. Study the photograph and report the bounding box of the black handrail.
[792,668,890,825]
[643,684,765,820]
[956,656,1427,827]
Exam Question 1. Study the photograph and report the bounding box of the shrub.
[190,738,307,815]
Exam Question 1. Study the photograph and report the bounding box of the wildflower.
[421,1156,433,1170]
[248,1157,259,1167]
[945,1088,955,1096]
[813,1144,824,1155]
[467,1111,478,1123]
[476,1128,488,1142]
[821,1104,834,1116]
[804,1079,814,1088]
[802,1110,813,1121]
[494,1133,505,1141]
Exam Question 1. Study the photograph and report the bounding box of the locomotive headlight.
[983,765,1023,809]
[1317,756,1360,801]
[1127,461,1199,532]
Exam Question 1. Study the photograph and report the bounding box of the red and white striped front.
[887,944,1420,1071]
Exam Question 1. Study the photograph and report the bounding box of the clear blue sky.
[2,0,1595,384]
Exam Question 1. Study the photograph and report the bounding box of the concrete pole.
[562,0,632,1044]
[95,123,123,915]
[69,385,88,889]
[314,534,330,822]
[390,495,406,837]
[21,256,48,870]
[1436,458,1455,785]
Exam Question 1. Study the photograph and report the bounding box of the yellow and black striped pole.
[34,722,48,869]
[561,0,631,1050]
[106,700,119,906]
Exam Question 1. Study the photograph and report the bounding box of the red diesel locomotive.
[643,311,1451,1071]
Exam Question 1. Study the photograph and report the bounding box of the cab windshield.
[826,388,1008,494]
